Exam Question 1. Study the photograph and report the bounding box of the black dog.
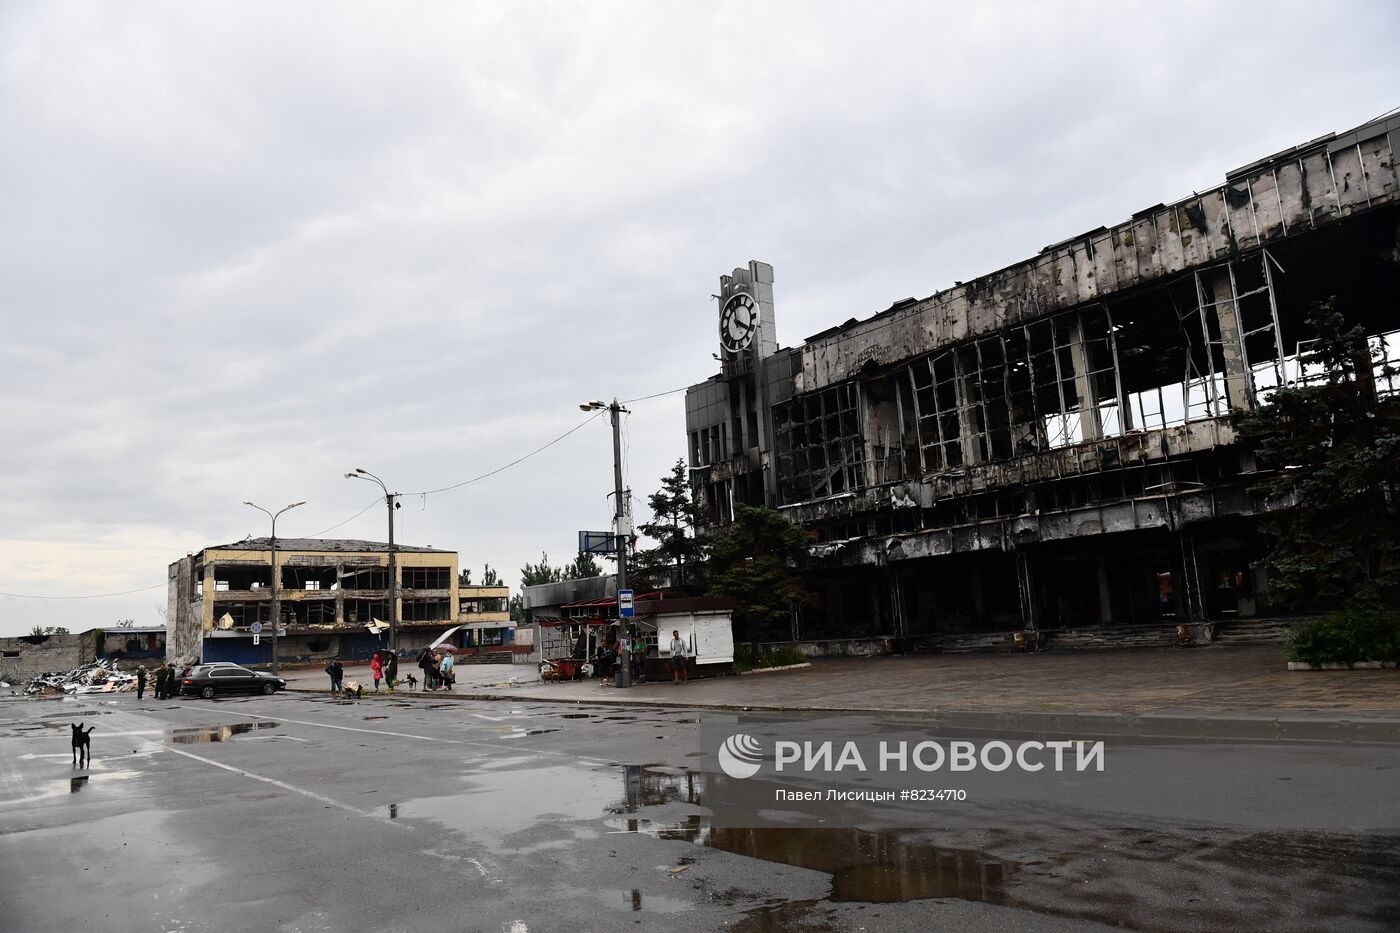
[71,723,94,767]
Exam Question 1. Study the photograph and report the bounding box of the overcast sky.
[2,1,1397,636]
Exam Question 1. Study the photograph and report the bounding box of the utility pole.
[243,500,305,676]
[346,469,399,655]
[610,398,631,687]
[581,397,632,687]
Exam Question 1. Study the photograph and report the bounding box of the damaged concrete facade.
[167,538,460,664]
[686,114,1400,647]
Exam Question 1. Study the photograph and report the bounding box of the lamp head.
[242,500,254,506]
[354,467,367,474]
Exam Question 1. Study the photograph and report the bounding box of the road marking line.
[155,743,410,829]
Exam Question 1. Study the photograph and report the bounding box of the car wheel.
[200,685,216,699]
[262,682,276,695]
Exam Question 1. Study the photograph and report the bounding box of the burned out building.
[167,538,461,664]
[686,113,1400,649]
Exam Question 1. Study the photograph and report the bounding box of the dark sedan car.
[179,665,286,698]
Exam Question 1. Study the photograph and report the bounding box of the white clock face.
[719,292,758,354]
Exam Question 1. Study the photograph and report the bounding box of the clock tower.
[716,260,777,374]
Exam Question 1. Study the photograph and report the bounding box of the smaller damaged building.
[167,538,460,663]
[685,113,1400,648]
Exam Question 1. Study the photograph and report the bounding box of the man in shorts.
[669,629,688,686]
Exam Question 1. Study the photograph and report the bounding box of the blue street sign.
[618,589,634,618]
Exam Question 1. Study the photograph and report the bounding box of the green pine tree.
[707,504,816,651]
[634,458,707,592]
[1242,298,1400,609]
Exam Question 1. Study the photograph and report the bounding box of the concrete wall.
[0,632,98,682]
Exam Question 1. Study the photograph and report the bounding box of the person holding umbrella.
[438,649,454,690]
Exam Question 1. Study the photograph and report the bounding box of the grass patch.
[734,643,809,674]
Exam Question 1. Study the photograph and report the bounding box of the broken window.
[345,599,388,624]
[401,599,451,621]
[402,567,451,590]
[774,383,866,504]
[338,566,389,590]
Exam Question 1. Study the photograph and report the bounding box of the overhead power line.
[2,385,690,601]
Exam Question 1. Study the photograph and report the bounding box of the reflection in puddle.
[394,761,1010,906]
[169,722,280,744]
[70,776,89,793]
[364,715,389,720]
[614,767,1012,905]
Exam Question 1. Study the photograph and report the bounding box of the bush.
[734,643,809,673]
[1285,606,1400,666]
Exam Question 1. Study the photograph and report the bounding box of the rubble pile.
[17,659,137,696]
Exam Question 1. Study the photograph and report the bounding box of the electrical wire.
[4,400,632,601]
[306,496,383,538]
[0,582,168,600]
[407,411,604,497]
[622,386,688,404]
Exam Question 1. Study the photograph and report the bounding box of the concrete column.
[1068,315,1103,442]
[1203,267,1253,412]
[335,561,345,626]
[953,351,983,465]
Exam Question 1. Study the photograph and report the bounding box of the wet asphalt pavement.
[1,690,1397,932]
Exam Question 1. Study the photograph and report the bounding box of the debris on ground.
[16,659,138,696]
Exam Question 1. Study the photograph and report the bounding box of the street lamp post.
[580,398,631,686]
[242,500,305,675]
[345,468,399,656]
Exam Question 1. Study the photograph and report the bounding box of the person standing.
[325,658,343,694]
[370,653,384,691]
[385,651,398,691]
[156,663,169,700]
[135,665,147,701]
[669,630,689,686]
[417,647,436,691]
[439,649,454,690]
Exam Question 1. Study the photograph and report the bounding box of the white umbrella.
[428,626,462,650]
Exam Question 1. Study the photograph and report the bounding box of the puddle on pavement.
[691,824,1011,904]
[561,713,592,719]
[392,760,1011,906]
[70,776,89,793]
[169,722,280,744]
[364,715,390,720]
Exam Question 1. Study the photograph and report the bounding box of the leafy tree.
[564,551,603,579]
[1242,298,1400,609]
[457,568,472,587]
[707,504,816,651]
[482,565,500,586]
[634,458,707,592]
[511,553,565,624]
